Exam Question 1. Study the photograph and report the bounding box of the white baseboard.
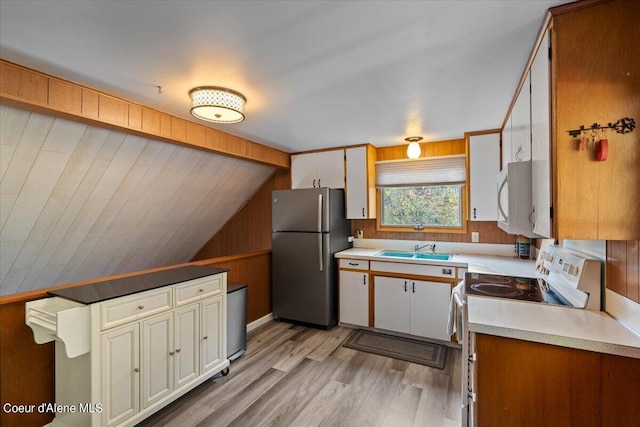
[247,312,274,332]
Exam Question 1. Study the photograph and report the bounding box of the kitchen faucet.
[414,243,436,254]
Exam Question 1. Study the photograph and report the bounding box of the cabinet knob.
[363,275,366,285]
[203,336,208,340]
[349,262,359,266]
[176,348,181,353]
[169,351,175,356]
[318,179,321,187]
[199,288,204,292]
[313,179,316,187]
[134,368,140,373]
[442,268,452,276]
[404,281,407,292]
[138,305,144,310]
[412,282,415,293]
[362,207,365,217]
[473,207,477,219]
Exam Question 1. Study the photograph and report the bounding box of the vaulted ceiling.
[0,105,274,295]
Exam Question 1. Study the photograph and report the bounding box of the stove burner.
[475,275,512,284]
[470,283,524,297]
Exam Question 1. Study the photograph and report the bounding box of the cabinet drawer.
[339,259,369,271]
[370,261,455,279]
[100,288,172,330]
[175,275,223,306]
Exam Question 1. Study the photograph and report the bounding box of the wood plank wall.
[0,60,290,169]
[607,240,640,304]
[192,169,291,259]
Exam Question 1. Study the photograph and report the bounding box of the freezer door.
[272,231,334,326]
[272,188,331,232]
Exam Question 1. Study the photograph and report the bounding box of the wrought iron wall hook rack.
[567,117,636,137]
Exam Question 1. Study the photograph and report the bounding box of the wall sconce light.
[189,86,246,123]
[405,136,423,159]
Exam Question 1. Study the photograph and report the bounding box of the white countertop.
[336,246,640,359]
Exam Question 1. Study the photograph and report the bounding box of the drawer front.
[100,288,172,330]
[339,259,369,271]
[175,275,223,306]
[370,261,455,279]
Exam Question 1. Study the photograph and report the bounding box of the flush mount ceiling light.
[405,136,423,159]
[189,86,246,123]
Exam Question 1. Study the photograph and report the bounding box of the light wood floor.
[138,321,462,427]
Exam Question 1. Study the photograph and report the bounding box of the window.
[376,155,466,230]
[381,185,463,228]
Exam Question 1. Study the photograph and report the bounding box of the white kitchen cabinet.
[201,295,224,373]
[409,279,452,341]
[101,323,140,427]
[374,275,452,341]
[291,149,345,189]
[502,114,513,167]
[345,145,376,219]
[374,276,411,334]
[339,270,369,327]
[142,312,173,408]
[469,133,500,221]
[530,29,552,238]
[173,303,199,389]
[511,73,532,163]
[26,270,228,427]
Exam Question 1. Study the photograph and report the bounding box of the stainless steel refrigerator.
[272,188,351,328]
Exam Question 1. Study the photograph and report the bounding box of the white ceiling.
[0,0,566,153]
[0,105,274,295]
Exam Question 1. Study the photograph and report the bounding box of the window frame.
[376,184,468,234]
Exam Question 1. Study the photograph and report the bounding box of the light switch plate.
[471,232,480,243]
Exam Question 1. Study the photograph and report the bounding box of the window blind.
[375,155,466,187]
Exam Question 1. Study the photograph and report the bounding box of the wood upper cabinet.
[549,1,640,239]
[291,149,345,189]
[345,145,376,219]
[468,133,500,221]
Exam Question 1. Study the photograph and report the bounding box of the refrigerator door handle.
[318,233,324,272]
[317,193,323,232]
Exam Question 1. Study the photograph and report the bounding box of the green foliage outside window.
[381,185,462,228]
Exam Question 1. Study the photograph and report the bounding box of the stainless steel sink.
[375,250,451,261]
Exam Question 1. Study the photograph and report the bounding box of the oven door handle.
[453,292,466,345]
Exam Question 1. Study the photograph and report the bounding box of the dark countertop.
[228,282,247,293]
[48,265,228,304]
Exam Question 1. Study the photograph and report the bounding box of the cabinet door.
[291,153,317,189]
[346,146,374,219]
[101,324,140,427]
[174,304,200,389]
[339,270,369,326]
[511,73,531,162]
[374,276,410,334]
[469,133,500,221]
[502,114,512,167]
[316,149,345,189]
[531,29,552,238]
[142,312,173,408]
[201,295,224,373]
[409,280,451,341]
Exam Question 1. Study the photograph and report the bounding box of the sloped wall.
[0,105,275,295]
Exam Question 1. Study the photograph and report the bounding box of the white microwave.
[497,160,537,237]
